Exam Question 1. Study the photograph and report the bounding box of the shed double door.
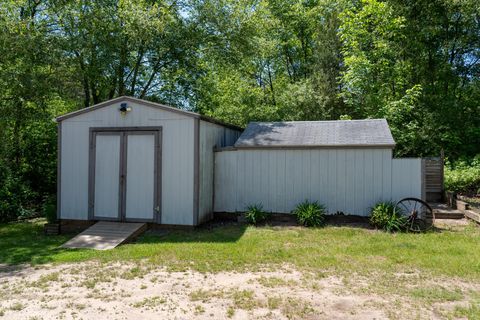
[89,129,161,222]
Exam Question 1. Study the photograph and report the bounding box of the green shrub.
[444,159,480,194]
[384,211,407,233]
[42,196,57,224]
[0,168,36,223]
[244,204,269,225]
[369,201,406,232]
[370,201,395,228]
[292,200,326,227]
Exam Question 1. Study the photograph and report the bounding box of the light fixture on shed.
[119,103,132,116]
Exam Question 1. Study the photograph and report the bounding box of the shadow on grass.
[0,220,75,268]
[139,222,248,244]
[138,215,377,246]
[138,215,375,246]
[324,215,373,229]
[0,219,248,269]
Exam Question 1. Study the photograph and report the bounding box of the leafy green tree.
[0,0,71,220]
[193,0,348,125]
[339,0,480,156]
[51,0,199,108]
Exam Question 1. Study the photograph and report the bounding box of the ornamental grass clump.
[292,200,326,227]
[244,204,269,225]
[369,201,406,232]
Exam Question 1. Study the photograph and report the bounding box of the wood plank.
[430,203,465,219]
[466,210,480,222]
[465,210,480,224]
[434,212,465,219]
[61,221,147,250]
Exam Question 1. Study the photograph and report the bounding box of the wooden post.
[421,159,426,201]
[440,149,445,201]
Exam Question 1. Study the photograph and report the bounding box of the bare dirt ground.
[0,260,478,320]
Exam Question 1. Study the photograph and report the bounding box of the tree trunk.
[267,64,276,105]
[140,59,166,99]
[130,46,145,95]
[117,39,128,96]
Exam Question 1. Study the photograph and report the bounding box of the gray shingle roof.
[234,119,395,148]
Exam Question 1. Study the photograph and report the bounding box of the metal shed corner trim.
[56,122,62,220]
[193,118,200,226]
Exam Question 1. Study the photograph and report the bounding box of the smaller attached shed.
[214,120,424,216]
[56,96,241,226]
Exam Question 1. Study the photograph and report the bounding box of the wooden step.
[61,221,147,250]
[430,203,465,219]
[434,212,465,219]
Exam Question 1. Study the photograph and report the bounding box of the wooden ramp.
[61,221,147,250]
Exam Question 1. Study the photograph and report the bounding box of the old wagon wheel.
[395,198,435,232]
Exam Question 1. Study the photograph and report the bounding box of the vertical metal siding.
[60,123,90,219]
[60,101,194,225]
[198,121,241,223]
[326,150,336,212]
[336,150,346,212]
[214,149,421,216]
[364,151,374,209]
[391,158,422,201]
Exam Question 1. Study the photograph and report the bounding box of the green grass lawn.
[1,219,480,279]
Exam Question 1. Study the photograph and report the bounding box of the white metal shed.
[56,96,241,226]
[214,120,425,216]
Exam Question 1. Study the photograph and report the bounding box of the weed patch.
[132,296,166,309]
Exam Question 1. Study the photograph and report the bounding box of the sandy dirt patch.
[0,262,477,319]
